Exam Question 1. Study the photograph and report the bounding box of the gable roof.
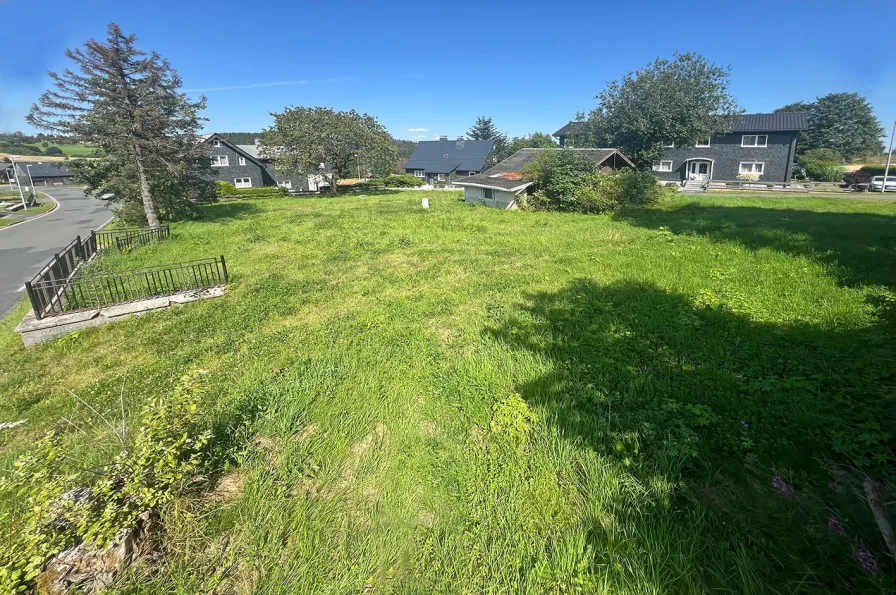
[454,148,634,192]
[405,138,495,174]
[202,133,268,168]
[731,112,808,132]
[552,112,809,139]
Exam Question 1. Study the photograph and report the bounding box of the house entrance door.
[689,160,710,180]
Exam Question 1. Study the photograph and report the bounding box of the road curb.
[0,191,60,232]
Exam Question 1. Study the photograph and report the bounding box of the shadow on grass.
[489,279,895,588]
[615,204,896,288]
[201,200,263,221]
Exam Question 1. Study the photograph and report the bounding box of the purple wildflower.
[854,544,878,574]
[827,516,846,536]
[772,474,792,494]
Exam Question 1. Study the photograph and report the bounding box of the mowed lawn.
[2,190,895,592]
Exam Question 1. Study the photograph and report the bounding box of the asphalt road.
[0,187,114,317]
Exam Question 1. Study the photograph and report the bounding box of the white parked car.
[870,176,896,191]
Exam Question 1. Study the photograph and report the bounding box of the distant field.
[51,143,101,156]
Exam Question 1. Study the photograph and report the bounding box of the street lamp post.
[8,156,27,210]
[882,120,895,194]
[25,165,36,201]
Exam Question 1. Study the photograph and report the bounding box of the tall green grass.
[1,190,894,593]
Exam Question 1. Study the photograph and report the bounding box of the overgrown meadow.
[1,190,895,592]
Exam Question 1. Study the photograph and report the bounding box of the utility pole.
[883,120,895,194]
[9,156,27,210]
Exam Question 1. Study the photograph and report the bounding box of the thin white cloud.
[408,127,428,132]
[184,77,355,93]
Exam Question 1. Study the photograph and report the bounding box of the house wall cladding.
[207,144,266,187]
[654,131,798,183]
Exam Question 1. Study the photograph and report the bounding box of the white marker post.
[422,197,429,209]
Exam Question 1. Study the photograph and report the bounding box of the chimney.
[439,135,448,141]
[457,136,463,141]
[254,137,260,147]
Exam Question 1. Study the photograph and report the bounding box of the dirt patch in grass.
[208,472,245,504]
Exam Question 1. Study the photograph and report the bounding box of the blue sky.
[2,0,894,143]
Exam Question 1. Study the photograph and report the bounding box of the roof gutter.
[453,180,533,193]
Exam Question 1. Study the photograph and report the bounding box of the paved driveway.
[0,187,114,317]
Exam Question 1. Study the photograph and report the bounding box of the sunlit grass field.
[1,190,895,592]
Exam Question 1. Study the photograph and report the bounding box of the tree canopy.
[27,23,211,226]
[498,132,558,161]
[263,107,398,195]
[776,93,885,161]
[571,52,741,167]
[467,116,508,162]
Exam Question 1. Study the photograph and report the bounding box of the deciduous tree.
[27,23,210,227]
[572,52,741,167]
[263,107,398,195]
[776,93,885,161]
[500,132,557,161]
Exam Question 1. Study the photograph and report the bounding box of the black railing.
[25,256,228,319]
[94,227,146,250]
[115,226,170,251]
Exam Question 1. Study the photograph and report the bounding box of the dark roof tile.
[405,138,495,173]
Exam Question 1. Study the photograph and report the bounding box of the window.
[483,188,494,200]
[413,170,425,178]
[469,171,477,176]
[739,162,765,174]
[210,155,229,167]
[213,140,220,147]
[741,135,768,147]
[696,137,711,147]
[652,160,673,172]
[234,177,252,188]
[238,156,246,166]
[662,142,675,148]
[277,180,292,189]
[437,174,446,181]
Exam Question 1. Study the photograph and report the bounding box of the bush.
[805,161,844,182]
[43,146,64,156]
[737,172,760,182]
[843,170,872,191]
[797,148,843,166]
[383,174,424,188]
[215,180,236,196]
[858,165,895,176]
[520,150,598,211]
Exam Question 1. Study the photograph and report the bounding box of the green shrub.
[797,148,843,166]
[575,169,662,213]
[858,165,895,176]
[43,146,64,156]
[384,174,424,188]
[0,372,213,593]
[215,180,236,196]
[350,179,386,191]
[805,161,844,182]
[520,150,598,211]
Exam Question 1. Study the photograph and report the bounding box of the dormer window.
[696,137,711,147]
[741,135,768,147]
[213,140,221,147]
[443,154,449,160]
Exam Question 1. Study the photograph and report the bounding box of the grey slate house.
[404,136,496,186]
[454,148,634,209]
[201,133,313,192]
[553,113,808,184]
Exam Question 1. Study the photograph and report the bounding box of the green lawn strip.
[1,191,894,592]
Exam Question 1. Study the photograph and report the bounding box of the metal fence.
[115,226,170,251]
[94,225,170,251]
[25,256,228,319]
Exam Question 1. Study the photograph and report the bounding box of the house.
[4,161,73,186]
[404,136,495,186]
[552,113,808,184]
[201,133,318,192]
[453,148,634,209]
[552,122,584,148]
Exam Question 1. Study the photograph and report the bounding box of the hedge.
[858,165,895,176]
[383,174,424,188]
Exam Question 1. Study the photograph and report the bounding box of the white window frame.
[741,135,768,148]
[413,170,425,178]
[277,180,292,189]
[652,160,673,172]
[483,188,494,200]
[213,140,221,147]
[437,174,446,181]
[234,177,252,188]
[695,137,711,147]
[662,142,675,148]
[469,171,477,176]
[238,156,246,166]
[738,162,765,174]
[210,155,229,167]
